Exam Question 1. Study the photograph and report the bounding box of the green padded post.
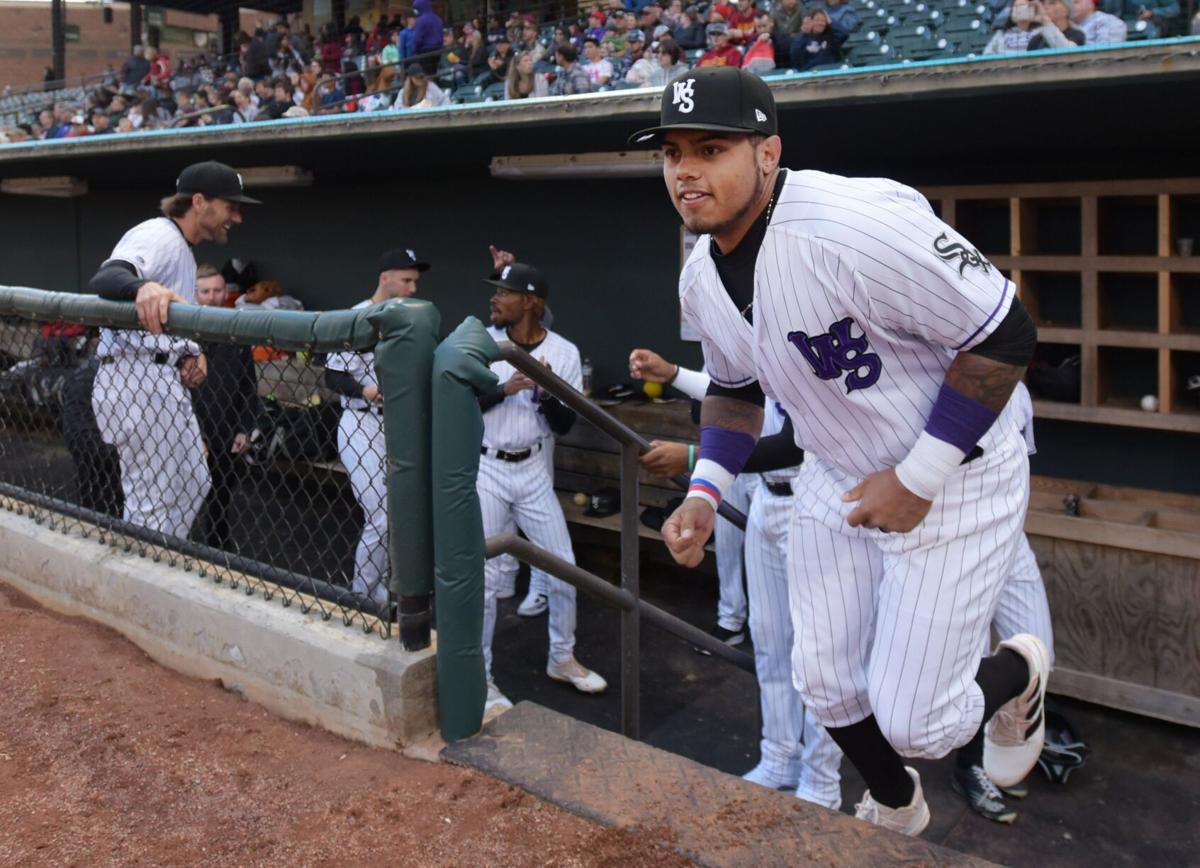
[431,317,502,742]
[371,298,441,651]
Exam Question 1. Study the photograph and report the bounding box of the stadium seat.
[482,82,507,101]
[847,41,895,65]
[452,84,484,104]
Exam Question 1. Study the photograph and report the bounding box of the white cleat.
[517,590,548,617]
[984,633,1051,788]
[546,657,608,694]
[483,680,513,723]
[854,767,931,837]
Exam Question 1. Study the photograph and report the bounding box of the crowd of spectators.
[1,0,1195,142]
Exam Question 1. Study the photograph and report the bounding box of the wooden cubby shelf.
[926,178,1200,433]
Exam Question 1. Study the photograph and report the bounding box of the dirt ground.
[0,582,689,868]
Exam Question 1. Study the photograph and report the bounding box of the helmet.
[1038,709,1090,784]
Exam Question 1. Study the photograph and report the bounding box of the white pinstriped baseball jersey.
[483,329,582,452]
[680,170,1025,478]
[325,299,379,411]
[97,216,199,359]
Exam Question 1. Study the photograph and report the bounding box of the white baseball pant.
[478,450,577,678]
[494,434,555,599]
[788,447,1030,759]
[745,479,843,808]
[715,472,752,632]
[989,533,1055,667]
[91,359,209,540]
[336,408,390,603]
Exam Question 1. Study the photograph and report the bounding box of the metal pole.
[50,0,66,83]
[129,3,142,50]
[619,442,641,740]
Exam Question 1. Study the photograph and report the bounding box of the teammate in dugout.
[632,68,1049,835]
[86,161,259,540]
[476,261,607,715]
[323,248,430,605]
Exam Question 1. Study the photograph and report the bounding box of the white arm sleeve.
[671,365,711,401]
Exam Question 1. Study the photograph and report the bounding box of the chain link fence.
[0,302,422,639]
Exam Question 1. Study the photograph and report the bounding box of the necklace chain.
[740,177,781,319]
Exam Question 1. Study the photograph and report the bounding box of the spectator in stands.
[1028,0,1086,47]
[615,30,650,80]
[230,89,257,122]
[516,20,548,63]
[89,108,113,135]
[482,34,514,85]
[381,27,402,67]
[985,0,1061,50]
[742,14,779,70]
[663,0,686,29]
[1124,0,1179,38]
[550,43,593,94]
[772,0,807,37]
[728,0,761,41]
[791,10,841,68]
[144,47,173,87]
[506,50,551,98]
[243,31,271,80]
[459,29,490,84]
[366,18,390,55]
[397,63,448,108]
[192,263,257,551]
[315,73,345,110]
[413,0,446,74]
[486,14,506,44]
[603,11,631,58]
[812,0,859,38]
[583,37,615,86]
[585,10,607,41]
[121,46,150,90]
[698,22,744,65]
[36,109,54,138]
[1072,0,1128,41]
[649,39,690,84]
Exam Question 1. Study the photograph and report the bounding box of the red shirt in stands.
[697,44,743,67]
[727,6,760,40]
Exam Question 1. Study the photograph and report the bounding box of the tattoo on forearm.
[700,396,765,437]
[945,352,1024,411]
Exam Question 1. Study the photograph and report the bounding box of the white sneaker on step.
[853,767,931,837]
[984,633,1051,788]
[546,657,607,694]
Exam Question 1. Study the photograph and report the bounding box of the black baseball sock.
[975,648,1030,721]
[956,731,984,769]
[826,716,915,809]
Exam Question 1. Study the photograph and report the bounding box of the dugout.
[1,40,1199,504]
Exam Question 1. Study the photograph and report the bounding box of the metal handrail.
[496,340,748,531]
[486,534,755,673]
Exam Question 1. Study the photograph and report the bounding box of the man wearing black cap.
[323,248,430,604]
[632,67,1046,836]
[86,160,260,540]
[475,260,607,714]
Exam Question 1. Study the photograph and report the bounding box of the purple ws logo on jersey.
[787,317,883,393]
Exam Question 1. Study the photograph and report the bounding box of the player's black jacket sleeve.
[706,379,766,407]
[539,397,576,436]
[323,368,365,400]
[742,415,804,474]
[969,297,1037,366]
[87,260,148,301]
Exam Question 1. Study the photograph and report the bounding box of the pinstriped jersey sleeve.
[679,238,758,389]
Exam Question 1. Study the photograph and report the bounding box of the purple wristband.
[699,425,757,475]
[925,383,998,453]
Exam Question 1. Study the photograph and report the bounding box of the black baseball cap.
[482,262,548,299]
[628,67,777,146]
[176,160,262,204]
[378,247,430,273]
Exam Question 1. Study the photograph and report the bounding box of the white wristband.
[686,458,733,511]
[671,366,711,402]
[894,431,966,502]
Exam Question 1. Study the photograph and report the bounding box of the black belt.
[962,445,984,464]
[764,480,793,497]
[100,352,180,367]
[481,444,540,462]
[350,405,383,415]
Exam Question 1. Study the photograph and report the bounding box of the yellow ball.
[643,381,663,399]
[573,492,589,507]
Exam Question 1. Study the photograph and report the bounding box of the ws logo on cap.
[672,78,696,114]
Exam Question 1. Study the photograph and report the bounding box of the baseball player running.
[477,261,606,714]
[630,348,749,651]
[634,68,1049,835]
[324,248,429,604]
[87,161,259,539]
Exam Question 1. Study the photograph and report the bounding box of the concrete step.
[443,701,996,868]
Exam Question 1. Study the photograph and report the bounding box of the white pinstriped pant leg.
[510,458,577,665]
[715,473,752,631]
[93,362,211,540]
[491,436,554,599]
[528,435,556,597]
[990,533,1055,668]
[745,485,804,783]
[796,707,844,810]
[868,451,1030,759]
[337,409,389,604]
[788,511,883,732]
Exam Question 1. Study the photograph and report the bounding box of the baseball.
[573,491,589,507]
[1141,394,1159,412]
[643,381,664,399]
